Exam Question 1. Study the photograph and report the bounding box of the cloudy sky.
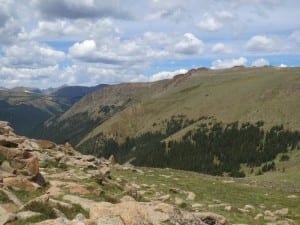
[0,0,300,88]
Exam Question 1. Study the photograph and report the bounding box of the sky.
[0,0,300,88]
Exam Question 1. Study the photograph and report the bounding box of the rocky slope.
[0,121,227,225]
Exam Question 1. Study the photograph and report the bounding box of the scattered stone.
[63,195,96,212]
[120,195,136,202]
[169,187,180,193]
[194,212,227,225]
[238,208,249,213]
[208,203,228,208]
[222,180,235,183]
[175,197,184,206]
[69,185,90,195]
[3,176,41,191]
[287,195,297,199]
[35,140,56,149]
[254,213,263,220]
[187,191,196,201]
[276,220,291,225]
[275,208,289,216]
[100,166,111,178]
[224,205,232,211]
[264,210,275,217]
[108,155,116,165]
[0,205,16,225]
[244,204,255,211]
[158,194,171,202]
[17,211,42,220]
[192,203,204,209]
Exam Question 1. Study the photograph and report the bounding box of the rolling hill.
[40,67,300,144]
[35,66,300,176]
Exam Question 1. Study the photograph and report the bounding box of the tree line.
[79,117,300,177]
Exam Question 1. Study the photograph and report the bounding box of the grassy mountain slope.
[68,67,300,146]
[38,67,300,147]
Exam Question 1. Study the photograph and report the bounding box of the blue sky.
[0,0,300,88]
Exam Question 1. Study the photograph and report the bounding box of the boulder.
[194,212,227,225]
[17,211,42,220]
[63,195,97,212]
[187,191,196,201]
[0,146,23,159]
[0,205,16,225]
[175,197,184,206]
[0,161,15,173]
[108,155,116,165]
[274,208,289,216]
[0,121,14,135]
[90,201,226,225]
[3,177,41,192]
[35,140,56,149]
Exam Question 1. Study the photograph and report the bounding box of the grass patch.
[18,215,51,225]
[40,160,68,170]
[0,190,11,203]
[57,203,89,220]
[11,186,48,202]
[0,154,7,165]
[24,201,56,220]
[112,166,300,225]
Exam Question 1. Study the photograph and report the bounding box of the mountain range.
[1,66,300,177]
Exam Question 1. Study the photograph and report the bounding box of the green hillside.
[37,67,300,176]
[41,67,300,145]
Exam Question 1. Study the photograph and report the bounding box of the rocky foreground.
[0,121,226,225]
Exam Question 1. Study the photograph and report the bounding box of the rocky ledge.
[0,121,226,225]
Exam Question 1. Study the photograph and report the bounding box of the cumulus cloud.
[211,57,247,69]
[279,64,287,68]
[0,65,60,88]
[245,35,280,52]
[149,69,188,82]
[251,58,270,67]
[197,14,222,32]
[25,18,119,41]
[33,0,131,20]
[174,33,204,55]
[212,43,233,54]
[1,42,65,67]
[69,40,97,57]
[69,38,159,65]
[0,0,299,88]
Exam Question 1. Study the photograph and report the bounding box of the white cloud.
[69,40,96,57]
[197,14,222,32]
[245,35,280,52]
[174,33,204,55]
[279,63,287,68]
[0,65,61,88]
[34,0,131,20]
[211,57,247,69]
[290,30,300,43]
[215,11,234,20]
[212,43,233,54]
[24,18,119,41]
[1,42,65,67]
[251,58,270,67]
[149,69,188,81]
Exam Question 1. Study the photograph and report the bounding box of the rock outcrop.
[0,121,227,225]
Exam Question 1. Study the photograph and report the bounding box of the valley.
[0,121,299,225]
